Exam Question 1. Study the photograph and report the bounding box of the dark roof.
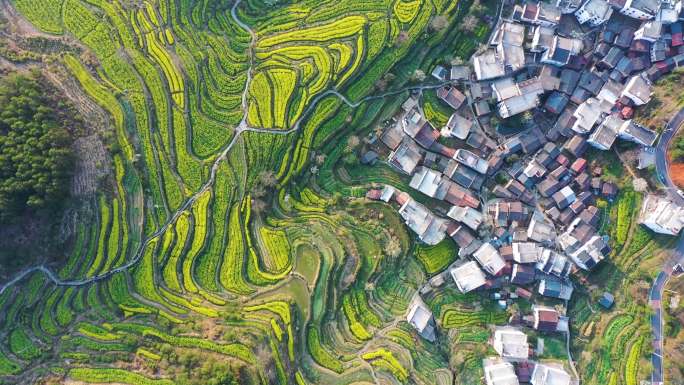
[536,308,560,332]
[499,245,514,261]
[551,107,577,139]
[602,182,618,199]
[414,122,440,149]
[559,208,576,225]
[535,151,554,168]
[570,87,592,105]
[563,135,587,157]
[448,223,476,249]
[361,151,379,165]
[569,199,585,214]
[511,264,536,285]
[579,205,600,227]
[575,172,590,190]
[630,39,650,53]
[520,128,546,154]
[615,28,635,49]
[601,47,625,69]
[579,71,605,95]
[577,190,594,206]
[559,69,580,95]
[602,30,616,44]
[631,55,651,72]
[543,142,561,159]
[594,42,611,58]
[614,56,634,77]
[546,206,561,221]
[573,222,596,243]
[544,92,569,114]
[599,292,614,308]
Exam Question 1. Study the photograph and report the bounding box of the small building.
[448,223,477,251]
[639,194,684,235]
[513,242,540,264]
[533,305,566,332]
[397,193,448,245]
[536,248,573,278]
[588,114,622,150]
[544,92,569,114]
[602,182,619,201]
[559,69,580,95]
[538,277,574,300]
[360,151,379,165]
[483,358,520,385]
[634,20,662,42]
[445,161,485,190]
[388,137,423,175]
[527,217,557,243]
[493,327,530,361]
[431,65,449,81]
[552,186,576,210]
[618,120,658,146]
[450,65,471,81]
[618,0,660,20]
[575,0,613,26]
[579,206,600,228]
[447,205,484,230]
[473,50,507,81]
[443,113,473,140]
[453,149,489,174]
[406,295,437,341]
[530,363,571,385]
[473,242,507,276]
[520,1,562,27]
[492,77,545,118]
[572,98,603,134]
[511,263,537,285]
[538,177,564,198]
[541,36,584,66]
[570,158,587,174]
[451,261,487,293]
[437,86,466,110]
[410,166,443,198]
[622,74,653,105]
[475,99,492,116]
[599,292,615,309]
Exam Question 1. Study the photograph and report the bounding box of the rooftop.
[451,261,487,293]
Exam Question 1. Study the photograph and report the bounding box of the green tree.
[0,71,74,220]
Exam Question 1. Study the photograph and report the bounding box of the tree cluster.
[0,71,74,221]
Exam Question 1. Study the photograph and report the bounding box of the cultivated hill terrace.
[0,0,683,385]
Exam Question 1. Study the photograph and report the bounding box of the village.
[365,0,684,384]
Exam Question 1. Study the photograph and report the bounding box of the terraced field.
[569,190,675,385]
[0,0,497,384]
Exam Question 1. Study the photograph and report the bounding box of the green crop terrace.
[0,0,501,384]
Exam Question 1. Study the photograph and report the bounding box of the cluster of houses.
[365,0,684,383]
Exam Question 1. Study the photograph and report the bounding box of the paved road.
[650,108,684,385]
[655,108,684,206]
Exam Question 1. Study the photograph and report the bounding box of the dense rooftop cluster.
[366,0,684,382]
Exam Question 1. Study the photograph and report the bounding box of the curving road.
[650,107,684,385]
[655,108,684,205]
